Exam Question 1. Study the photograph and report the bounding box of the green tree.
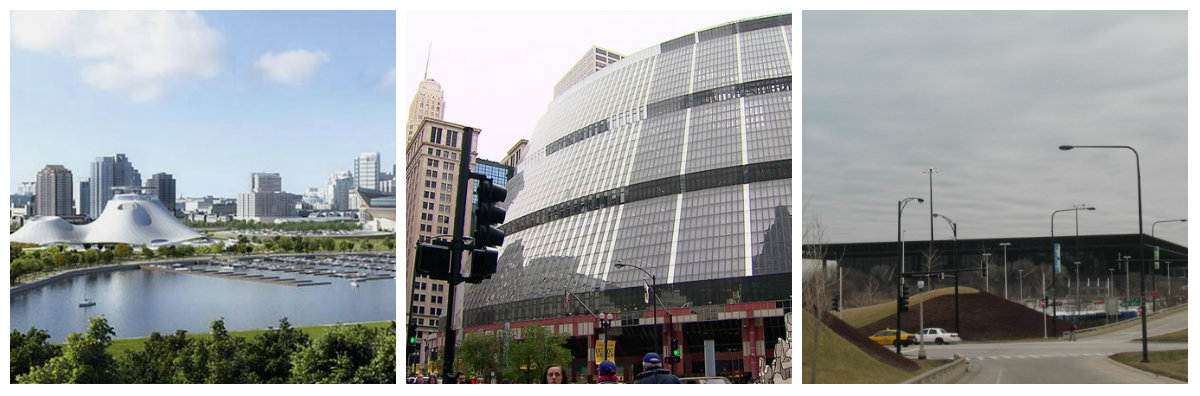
[52,252,68,268]
[504,325,571,384]
[244,317,311,383]
[11,243,23,261]
[142,246,155,259]
[18,316,118,384]
[83,249,101,264]
[10,327,61,382]
[204,318,254,383]
[99,250,115,264]
[118,330,191,383]
[290,324,389,383]
[10,258,42,284]
[113,244,133,259]
[456,330,508,380]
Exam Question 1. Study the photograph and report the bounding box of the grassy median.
[801,311,948,383]
[107,321,393,356]
[1109,349,1187,382]
[1146,329,1187,343]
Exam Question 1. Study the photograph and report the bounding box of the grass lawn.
[106,321,394,357]
[1145,329,1187,343]
[1109,349,1187,382]
[800,311,951,384]
[839,286,980,328]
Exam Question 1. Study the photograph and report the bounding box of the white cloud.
[255,49,330,85]
[11,11,224,102]
[376,67,396,89]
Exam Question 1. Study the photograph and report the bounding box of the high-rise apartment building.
[90,153,141,217]
[355,152,381,190]
[36,165,73,217]
[145,173,177,214]
[237,172,293,220]
[552,46,625,99]
[250,172,283,193]
[404,118,479,349]
[325,171,354,211]
[76,178,91,218]
[406,78,445,139]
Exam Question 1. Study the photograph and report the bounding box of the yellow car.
[869,329,915,346]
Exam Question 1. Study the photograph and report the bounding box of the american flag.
[564,291,570,309]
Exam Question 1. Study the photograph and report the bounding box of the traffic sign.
[1039,300,1046,308]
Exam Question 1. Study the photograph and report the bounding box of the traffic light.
[472,177,507,248]
[414,242,452,281]
[832,295,840,311]
[467,176,506,284]
[899,284,911,313]
[669,338,681,364]
[406,321,418,358]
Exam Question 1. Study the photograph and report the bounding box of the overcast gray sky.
[404,9,784,162]
[802,11,1188,246]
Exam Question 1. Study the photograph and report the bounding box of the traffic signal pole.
[440,126,475,384]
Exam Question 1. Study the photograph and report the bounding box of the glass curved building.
[459,14,792,381]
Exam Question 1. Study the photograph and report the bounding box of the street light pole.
[999,243,1011,300]
[1151,219,1186,312]
[1018,269,1024,302]
[1059,144,1149,362]
[615,261,661,357]
[932,213,959,333]
[897,197,923,356]
[924,168,938,274]
[1051,205,1095,338]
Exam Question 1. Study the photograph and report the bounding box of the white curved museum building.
[11,194,205,247]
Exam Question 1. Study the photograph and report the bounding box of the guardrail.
[902,354,968,384]
[1072,303,1188,338]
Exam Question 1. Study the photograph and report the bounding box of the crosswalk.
[965,353,1109,361]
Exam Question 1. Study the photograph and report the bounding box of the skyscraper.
[460,14,793,376]
[250,172,283,193]
[354,152,381,190]
[145,173,177,214]
[36,165,73,217]
[76,178,91,218]
[502,139,528,172]
[405,118,478,348]
[406,78,445,139]
[90,153,141,217]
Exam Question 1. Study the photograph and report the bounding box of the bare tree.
[801,209,835,384]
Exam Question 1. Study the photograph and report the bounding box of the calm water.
[11,267,396,343]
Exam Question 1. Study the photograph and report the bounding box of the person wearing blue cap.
[597,361,620,384]
[633,353,680,384]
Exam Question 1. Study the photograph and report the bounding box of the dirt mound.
[818,311,919,371]
[860,292,1075,340]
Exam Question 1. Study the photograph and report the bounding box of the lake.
[10,259,396,343]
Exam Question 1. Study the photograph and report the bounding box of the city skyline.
[10,10,396,198]
[404,10,780,162]
[803,11,1188,246]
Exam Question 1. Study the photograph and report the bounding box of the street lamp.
[614,260,660,357]
[1059,144,1149,362]
[932,213,960,333]
[1151,219,1185,312]
[1051,205,1095,338]
[897,196,923,356]
[1018,269,1025,302]
[598,313,616,363]
[999,242,1011,300]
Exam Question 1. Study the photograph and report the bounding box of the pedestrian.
[415,373,424,384]
[597,361,620,384]
[457,372,467,384]
[544,364,565,384]
[633,353,681,384]
[1070,323,1078,341]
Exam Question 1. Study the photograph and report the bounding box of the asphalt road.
[898,307,1187,384]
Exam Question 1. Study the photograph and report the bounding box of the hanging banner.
[1154,246,1160,270]
[1054,243,1061,274]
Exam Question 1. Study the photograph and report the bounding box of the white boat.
[349,280,360,287]
[79,298,96,307]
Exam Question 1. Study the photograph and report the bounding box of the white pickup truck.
[915,328,961,345]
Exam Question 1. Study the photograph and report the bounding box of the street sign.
[1040,300,1046,308]
[1154,246,1160,270]
[1046,288,1054,298]
[594,340,616,363]
[1120,297,1142,307]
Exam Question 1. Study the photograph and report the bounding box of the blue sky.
[10,10,396,198]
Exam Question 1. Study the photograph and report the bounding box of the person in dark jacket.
[633,353,680,384]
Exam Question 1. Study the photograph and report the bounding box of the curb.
[902,354,969,384]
